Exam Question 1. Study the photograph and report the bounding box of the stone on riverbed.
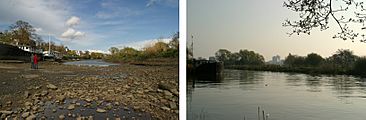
[23,74,39,79]
[0,110,13,115]
[46,84,58,90]
[163,90,173,97]
[158,83,172,91]
[40,90,48,96]
[24,101,32,106]
[96,108,107,113]
[67,104,75,110]
[161,106,170,111]
[56,95,66,102]
[169,102,177,110]
[21,112,30,118]
[26,114,36,120]
[24,91,30,98]
[59,114,65,120]
[85,98,92,102]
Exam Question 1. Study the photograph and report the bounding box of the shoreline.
[0,60,178,119]
[225,65,365,78]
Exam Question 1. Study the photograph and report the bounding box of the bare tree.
[283,0,366,42]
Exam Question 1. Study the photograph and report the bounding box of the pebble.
[1,82,6,85]
[96,108,107,113]
[24,91,30,98]
[170,89,179,96]
[161,106,171,111]
[85,98,92,102]
[46,83,58,90]
[163,90,173,96]
[67,104,75,110]
[169,102,177,110]
[24,101,32,106]
[88,116,94,120]
[59,114,65,120]
[6,101,12,106]
[40,90,48,96]
[56,95,66,102]
[21,112,30,118]
[26,114,36,120]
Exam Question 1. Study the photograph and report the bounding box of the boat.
[0,42,42,62]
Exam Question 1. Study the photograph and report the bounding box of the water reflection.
[188,69,366,120]
[305,75,322,92]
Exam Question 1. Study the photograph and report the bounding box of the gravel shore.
[0,60,178,120]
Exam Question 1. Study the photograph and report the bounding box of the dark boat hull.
[0,43,42,62]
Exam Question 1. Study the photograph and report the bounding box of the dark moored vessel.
[187,59,224,81]
[0,43,42,62]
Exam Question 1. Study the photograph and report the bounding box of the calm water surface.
[187,69,366,120]
[63,60,118,67]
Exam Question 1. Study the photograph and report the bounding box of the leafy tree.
[90,52,104,59]
[169,32,179,50]
[327,49,357,68]
[284,53,306,66]
[0,30,14,43]
[109,47,119,55]
[215,49,232,62]
[9,20,37,46]
[353,57,366,75]
[283,0,366,42]
[237,49,265,65]
[305,53,324,66]
[119,47,139,57]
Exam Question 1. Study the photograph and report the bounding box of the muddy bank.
[0,61,178,119]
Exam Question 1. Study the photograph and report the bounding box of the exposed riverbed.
[0,60,178,119]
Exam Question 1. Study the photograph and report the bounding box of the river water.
[187,69,366,120]
[63,60,118,67]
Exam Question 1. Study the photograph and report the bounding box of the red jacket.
[33,55,38,64]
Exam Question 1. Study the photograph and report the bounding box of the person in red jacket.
[33,54,38,69]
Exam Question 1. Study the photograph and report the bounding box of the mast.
[48,34,51,53]
[191,35,194,59]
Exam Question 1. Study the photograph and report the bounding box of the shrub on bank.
[353,57,366,76]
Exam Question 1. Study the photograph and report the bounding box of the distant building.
[76,51,83,56]
[209,56,216,61]
[267,55,283,65]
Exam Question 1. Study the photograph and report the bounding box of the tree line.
[215,49,265,65]
[0,20,113,60]
[214,48,366,76]
[104,32,179,62]
[0,20,68,53]
[283,49,366,75]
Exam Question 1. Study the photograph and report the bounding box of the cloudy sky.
[188,0,366,61]
[0,0,178,53]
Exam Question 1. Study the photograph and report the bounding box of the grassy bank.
[225,64,363,77]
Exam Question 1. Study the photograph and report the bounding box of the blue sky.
[0,0,178,53]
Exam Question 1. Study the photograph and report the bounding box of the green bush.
[353,57,366,76]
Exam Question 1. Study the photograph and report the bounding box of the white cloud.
[66,16,80,27]
[34,27,42,32]
[87,49,110,54]
[0,0,69,35]
[96,1,140,19]
[146,0,158,7]
[114,38,171,50]
[146,0,178,7]
[61,28,85,39]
